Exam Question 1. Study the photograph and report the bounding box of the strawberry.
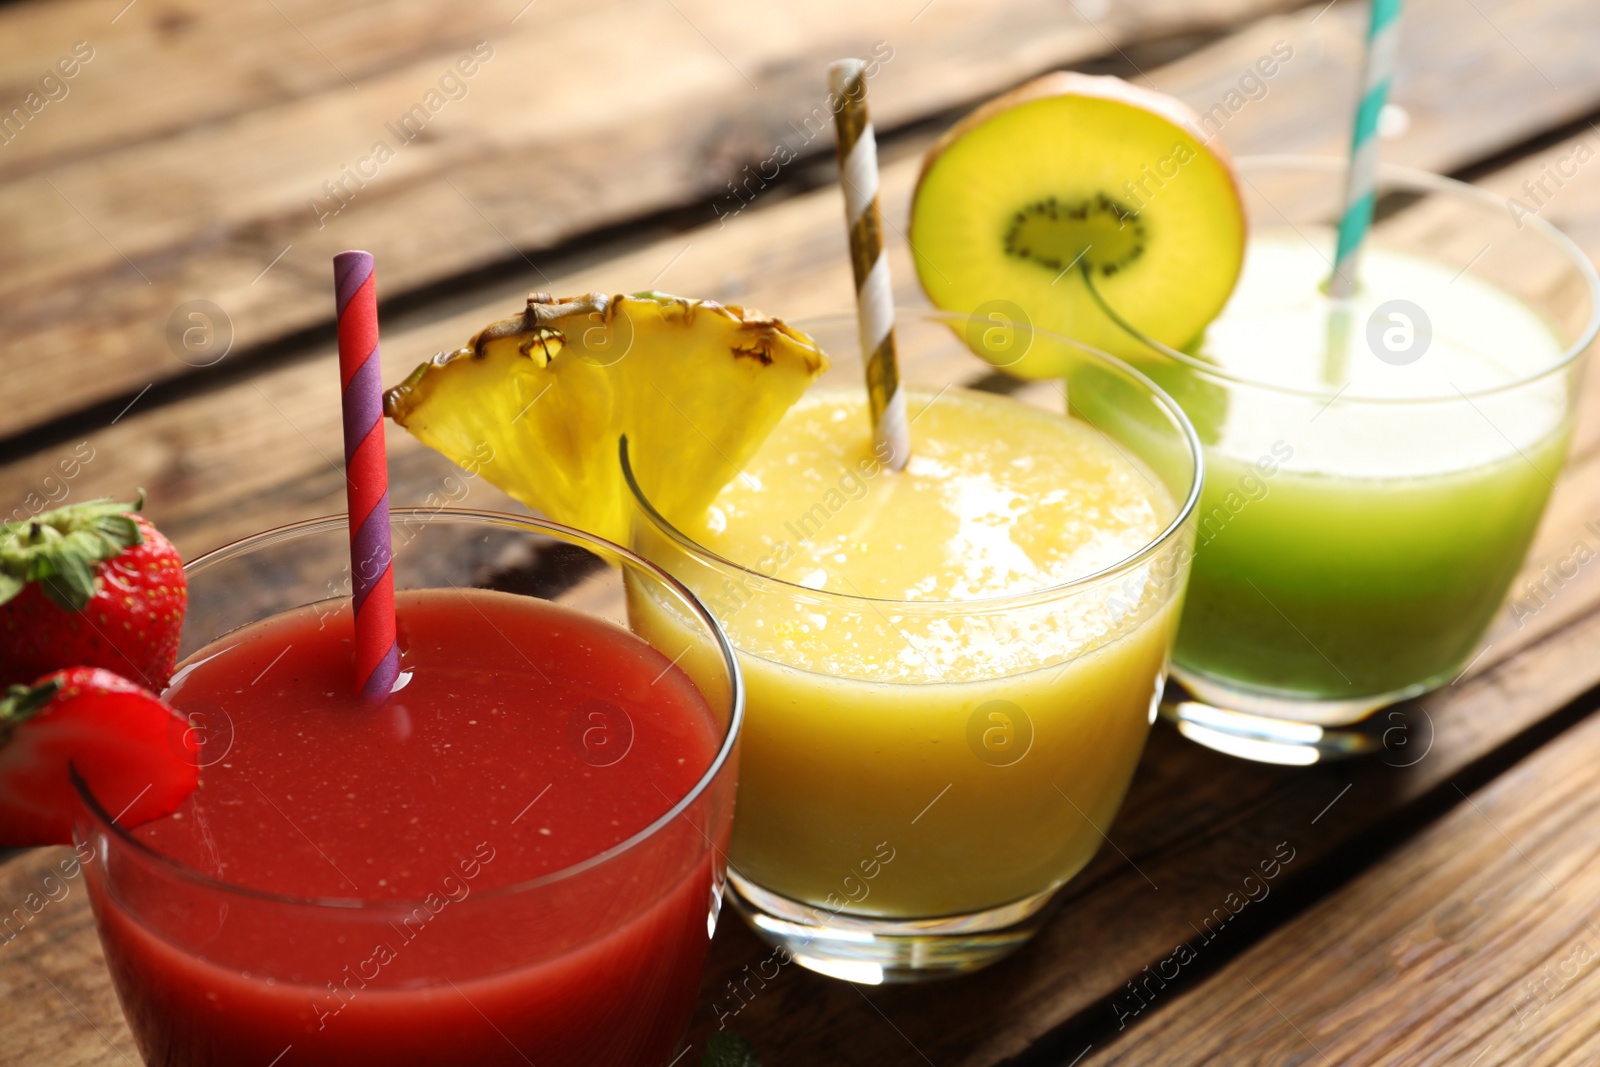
[0,497,186,691]
[0,667,199,846]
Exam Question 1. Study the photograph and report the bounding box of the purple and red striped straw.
[333,250,400,703]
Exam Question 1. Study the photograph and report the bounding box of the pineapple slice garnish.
[384,291,829,545]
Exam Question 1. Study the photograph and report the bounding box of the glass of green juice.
[623,308,1201,982]
[1114,157,1600,763]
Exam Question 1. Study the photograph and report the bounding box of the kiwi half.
[910,73,1246,377]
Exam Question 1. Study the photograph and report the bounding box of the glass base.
[1163,669,1435,764]
[727,870,1056,983]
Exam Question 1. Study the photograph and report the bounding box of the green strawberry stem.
[0,496,145,611]
[0,676,65,740]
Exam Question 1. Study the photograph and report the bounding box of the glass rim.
[623,309,1204,609]
[73,507,745,913]
[1109,153,1600,404]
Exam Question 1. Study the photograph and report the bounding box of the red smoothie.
[82,587,730,1067]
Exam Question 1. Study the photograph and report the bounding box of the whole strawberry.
[0,666,198,846]
[0,497,186,691]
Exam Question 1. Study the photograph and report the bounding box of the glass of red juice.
[72,509,743,1067]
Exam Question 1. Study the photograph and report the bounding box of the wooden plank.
[0,0,1308,439]
[0,0,508,179]
[1144,0,1600,175]
[0,847,131,1066]
[6,0,1596,440]
[1077,686,1600,1067]
[0,0,1291,178]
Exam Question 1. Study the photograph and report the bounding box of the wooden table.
[4,0,1600,1063]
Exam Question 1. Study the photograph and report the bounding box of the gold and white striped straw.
[828,58,909,472]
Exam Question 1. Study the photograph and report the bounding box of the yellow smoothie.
[656,387,1186,919]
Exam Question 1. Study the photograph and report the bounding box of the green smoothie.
[1171,233,1572,707]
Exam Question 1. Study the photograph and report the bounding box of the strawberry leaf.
[0,498,145,609]
[0,676,64,739]
[39,556,97,612]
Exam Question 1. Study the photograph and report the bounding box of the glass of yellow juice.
[1111,158,1600,764]
[623,309,1200,981]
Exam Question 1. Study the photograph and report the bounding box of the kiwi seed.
[1002,193,1147,278]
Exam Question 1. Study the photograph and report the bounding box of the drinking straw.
[333,250,400,703]
[1328,0,1404,298]
[828,58,910,471]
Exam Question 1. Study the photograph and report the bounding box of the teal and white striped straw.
[1329,0,1404,299]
